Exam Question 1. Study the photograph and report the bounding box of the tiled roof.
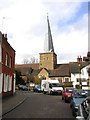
[30,69,41,76]
[15,63,39,69]
[80,61,90,69]
[49,64,70,77]
[69,62,80,74]
[15,63,39,75]
[15,62,90,77]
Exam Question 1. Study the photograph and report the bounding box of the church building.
[15,16,90,88]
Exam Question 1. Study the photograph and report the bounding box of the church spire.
[44,15,54,53]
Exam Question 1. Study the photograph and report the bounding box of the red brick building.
[0,31,15,97]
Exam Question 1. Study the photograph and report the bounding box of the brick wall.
[1,33,15,97]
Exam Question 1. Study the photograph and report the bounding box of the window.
[9,57,12,68]
[2,47,3,62]
[4,74,8,92]
[5,53,8,66]
[49,83,52,88]
[65,78,69,82]
[8,76,12,91]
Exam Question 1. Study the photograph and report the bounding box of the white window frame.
[8,76,12,91]
[4,74,8,92]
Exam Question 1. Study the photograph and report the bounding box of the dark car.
[76,96,90,120]
[62,87,75,103]
[70,89,87,117]
[33,85,42,92]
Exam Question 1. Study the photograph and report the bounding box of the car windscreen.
[73,92,87,98]
[51,83,62,87]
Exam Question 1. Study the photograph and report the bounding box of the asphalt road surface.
[3,91,75,119]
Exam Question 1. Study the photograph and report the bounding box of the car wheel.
[65,98,67,103]
[70,104,72,108]
[50,91,53,95]
[72,110,76,117]
[43,90,46,94]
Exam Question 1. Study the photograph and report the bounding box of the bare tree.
[23,58,29,64]
[29,57,38,63]
[22,56,38,64]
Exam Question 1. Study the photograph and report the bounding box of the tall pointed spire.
[44,15,54,53]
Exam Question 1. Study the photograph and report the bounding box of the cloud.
[0,0,88,64]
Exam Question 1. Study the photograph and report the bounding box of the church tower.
[39,15,57,70]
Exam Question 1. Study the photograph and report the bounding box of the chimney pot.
[4,34,7,38]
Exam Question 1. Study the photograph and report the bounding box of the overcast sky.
[0,0,89,64]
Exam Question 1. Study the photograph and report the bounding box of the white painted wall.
[71,73,80,88]
[81,65,90,79]
[71,64,90,89]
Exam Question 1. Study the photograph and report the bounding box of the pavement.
[2,90,28,117]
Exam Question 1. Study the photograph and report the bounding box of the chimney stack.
[77,56,82,63]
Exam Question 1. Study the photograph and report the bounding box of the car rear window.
[66,88,73,93]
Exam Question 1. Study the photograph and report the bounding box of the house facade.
[0,32,15,97]
[70,62,90,89]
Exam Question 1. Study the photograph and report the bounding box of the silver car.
[76,96,90,120]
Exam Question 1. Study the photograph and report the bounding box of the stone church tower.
[39,16,57,70]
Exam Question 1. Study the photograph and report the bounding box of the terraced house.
[15,16,90,89]
[0,32,15,97]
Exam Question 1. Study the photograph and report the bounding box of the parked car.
[62,87,75,103]
[18,84,24,90]
[33,85,42,92]
[70,89,87,117]
[83,89,90,97]
[22,85,28,91]
[76,96,90,120]
[18,84,28,91]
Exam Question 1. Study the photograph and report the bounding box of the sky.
[0,0,89,64]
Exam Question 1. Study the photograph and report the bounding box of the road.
[3,91,75,118]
